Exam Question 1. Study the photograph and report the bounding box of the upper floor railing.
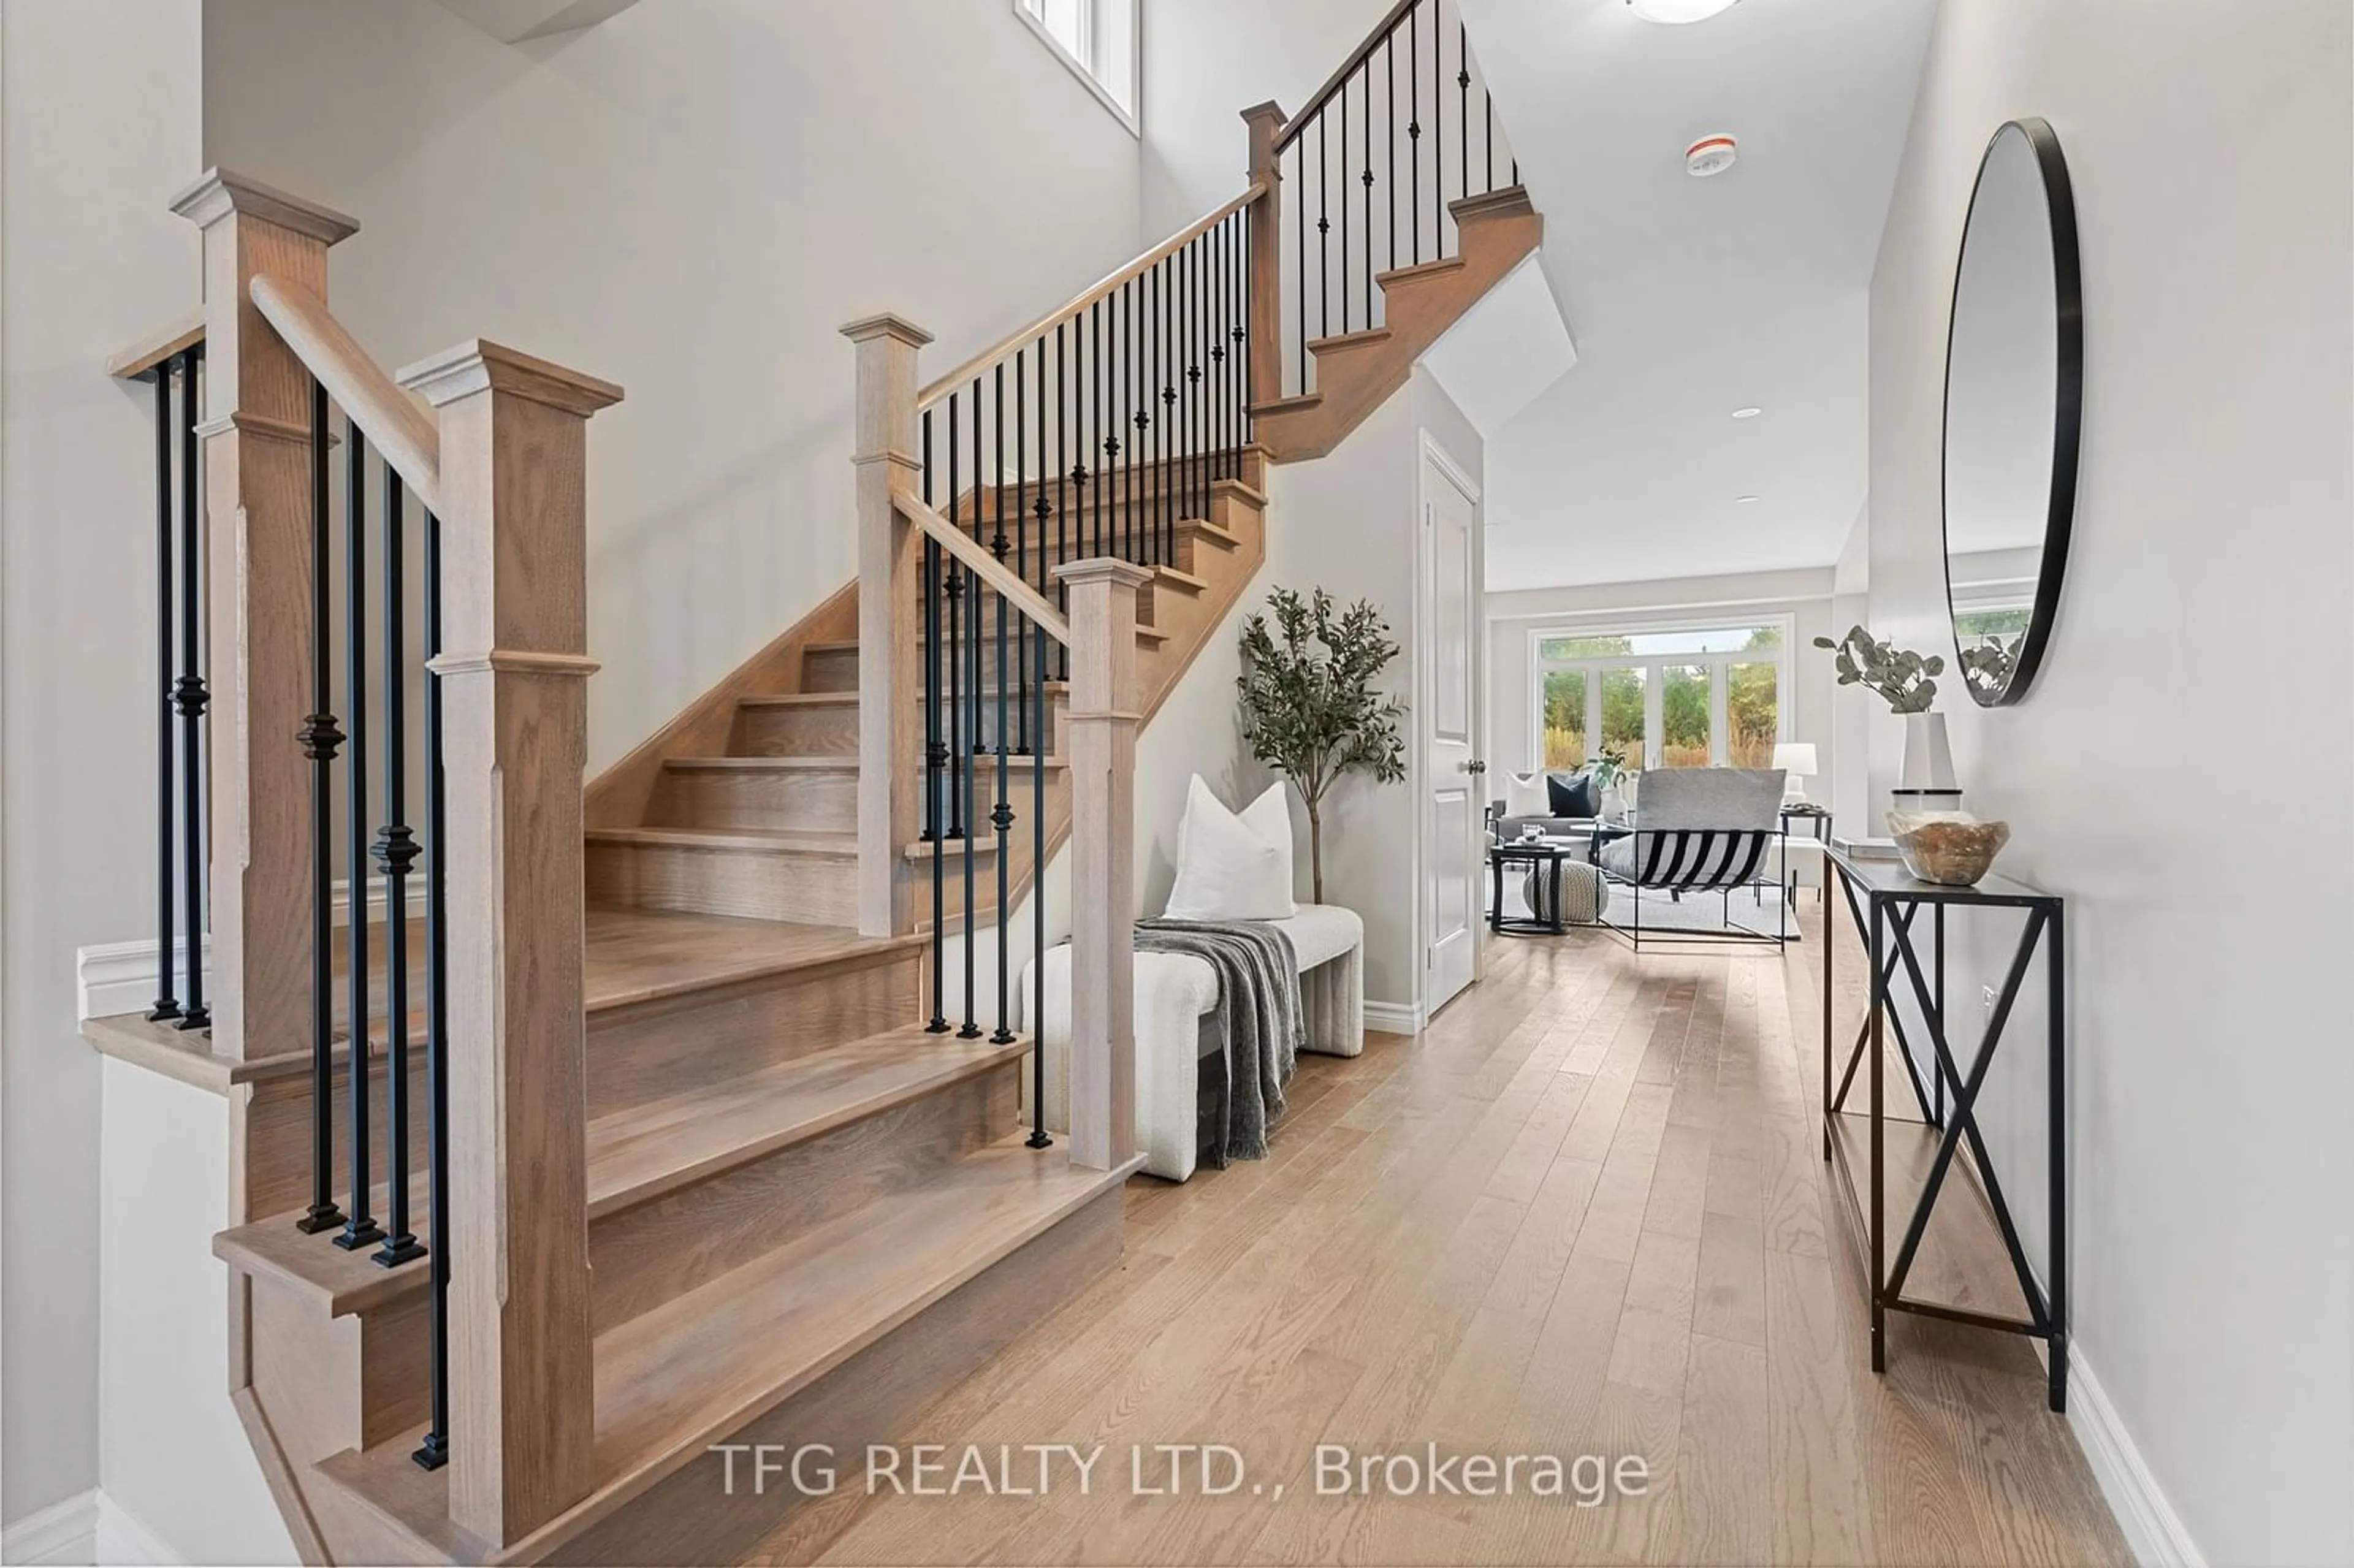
[1270,0,1519,399]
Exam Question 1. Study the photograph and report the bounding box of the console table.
[1819,843,2070,1412]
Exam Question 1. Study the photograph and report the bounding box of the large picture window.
[1532,620,1791,772]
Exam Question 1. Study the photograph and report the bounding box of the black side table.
[1489,842,1567,935]
[1780,802,1833,901]
[1820,845,2070,1412]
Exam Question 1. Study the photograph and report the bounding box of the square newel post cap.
[397,338,625,417]
[1053,558,1155,591]
[1240,101,1289,132]
[839,314,935,349]
[169,167,359,245]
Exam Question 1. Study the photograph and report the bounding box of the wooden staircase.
[93,11,1540,1559]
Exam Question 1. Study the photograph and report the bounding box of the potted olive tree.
[1236,587,1407,904]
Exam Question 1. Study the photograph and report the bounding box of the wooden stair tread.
[1306,324,1393,355]
[735,691,858,709]
[213,1186,435,1318]
[590,1136,1125,1484]
[584,1026,1029,1219]
[585,824,856,856]
[1375,254,1469,287]
[661,755,856,774]
[1153,563,1209,593]
[311,1140,1130,1562]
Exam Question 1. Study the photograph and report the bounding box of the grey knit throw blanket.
[1135,918,1304,1165]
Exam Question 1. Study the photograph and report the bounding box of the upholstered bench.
[1019,904,1365,1182]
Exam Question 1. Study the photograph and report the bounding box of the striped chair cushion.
[1599,829,1775,893]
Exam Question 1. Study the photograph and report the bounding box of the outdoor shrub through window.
[1532,622,1790,772]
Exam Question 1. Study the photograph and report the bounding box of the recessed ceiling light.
[1735,495,1761,504]
[1628,0,1741,23]
[1731,406,1762,419]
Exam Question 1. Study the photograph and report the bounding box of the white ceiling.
[1460,0,1936,588]
[1422,256,1579,438]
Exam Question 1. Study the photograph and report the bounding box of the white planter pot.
[1894,712,1962,815]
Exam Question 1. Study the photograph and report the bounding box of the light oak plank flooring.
[763,905,2128,1567]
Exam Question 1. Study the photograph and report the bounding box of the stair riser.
[918,493,1259,583]
[590,1061,1021,1334]
[586,838,856,925]
[732,703,858,756]
[804,646,860,692]
[588,946,921,1119]
[650,766,858,834]
[243,1055,430,1220]
[560,1183,1122,1568]
[246,1273,429,1475]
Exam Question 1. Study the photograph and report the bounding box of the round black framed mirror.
[1941,117,2082,707]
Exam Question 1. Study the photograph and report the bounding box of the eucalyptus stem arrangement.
[1814,625,1944,713]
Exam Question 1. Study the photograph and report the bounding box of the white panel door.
[1422,445,1482,1014]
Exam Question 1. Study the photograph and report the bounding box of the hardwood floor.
[760,905,2130,1566]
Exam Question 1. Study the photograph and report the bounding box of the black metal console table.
[1820,843,2070,1411]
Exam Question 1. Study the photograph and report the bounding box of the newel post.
[1241,101,1288,414]
[1053,557,1151,1171]
[843,314,933,938]
[170,170,359,1059]
[402,340,622,1547]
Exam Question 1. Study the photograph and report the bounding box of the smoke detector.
[1686,135,1739,177]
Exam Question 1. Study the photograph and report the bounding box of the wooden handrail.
[896,493,1073,646]
[107,311,205,382]
[916,183,1268,409]
[1274,0,1421,153]
[249,273,441,515]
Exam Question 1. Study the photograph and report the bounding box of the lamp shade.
[1772,742,1818,777]
[1627,0,1740,22]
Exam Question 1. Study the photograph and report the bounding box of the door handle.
[1464,759,1488,775]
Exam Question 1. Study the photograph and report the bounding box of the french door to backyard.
[1536,621,1791,772]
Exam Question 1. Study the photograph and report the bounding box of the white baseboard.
[1363,999,1424,1035]
[2,1490,97,1566]
[77,878,387,1020]
[93,1493,178,1567]
[2064,1346,2206,1568]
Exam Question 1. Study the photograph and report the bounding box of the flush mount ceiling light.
[1686,134,1739,177]
[1731,406,1763,419]
[1628,0,1742,23]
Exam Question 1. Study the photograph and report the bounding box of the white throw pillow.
[1502,770,1550,818]
[1164,777,1298,920]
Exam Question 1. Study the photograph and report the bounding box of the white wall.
[1134,368,1479,1022]
[0,0,204,1531]
[1485,566,1839,794]
[201,0,1148,775]
[1867,2,2353,1563]
[1140,0,1398,236]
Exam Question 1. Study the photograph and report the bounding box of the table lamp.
[1772,742,1818,803]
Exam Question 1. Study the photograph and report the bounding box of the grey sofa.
[1491,768,1603,845]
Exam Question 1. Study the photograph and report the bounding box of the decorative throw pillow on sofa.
[1164,776,1298,920]
[1547,770,1598,820]
[1502,770,1551,818]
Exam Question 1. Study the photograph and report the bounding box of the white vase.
[1895,712,1962,813]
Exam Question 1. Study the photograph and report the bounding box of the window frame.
[1014,0,1141,135]
[1528,614,1796,772]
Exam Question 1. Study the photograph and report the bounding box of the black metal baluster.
[1318,115,1331,342]
[1296,140,1308,394]
[1388,34,1400,272]
[962,371,985,1039]
[1158,262,1174,566]
[1339,80,1350,335]
[1015,350,1030,756]
[924,535,949,1032]
[1486,85,1496,191]
[1364,64,1377,326]
[1210,224,1227,481]
[947,393,966,843]
[337,422,384,1252]
[374,469,423,1269]
[1422,1,1441,240]
[994,362,1009,758]
[1409,8,1423,265]
[297,381,345,1235]
[1242,201,1255,443]
[413,506,450,1472]
[1460,22,1472,197]
[990,622,1013,1046]
[1057,319,1073,681]
[1129,278,1146,564]
[175,351,209,1031]
[148,363,180,1024]
[1026,604,1050,1151]
[1092,300,1105,560]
